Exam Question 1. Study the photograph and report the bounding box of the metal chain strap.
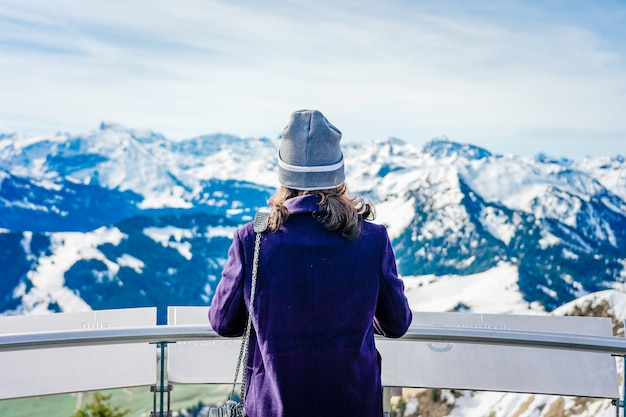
[239,231,261,402]
[228,211,270,412]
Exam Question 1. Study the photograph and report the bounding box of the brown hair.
[266,183,375,241]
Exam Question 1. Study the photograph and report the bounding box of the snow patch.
[143,226,194,260]
[538,231,561,249]
[403,263,540,314]
[480,206,516,245]
[116,254,145,274]
[375,197,416,240]
[206,226,237,239]
[20,227,127,314]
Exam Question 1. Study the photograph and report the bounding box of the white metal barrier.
[2,307,626,416]
[167,306,240,384]
[0,308,156,400]
[167,307,619,398]
[378,311,619,398]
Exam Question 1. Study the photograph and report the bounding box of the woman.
[209,109,412,417]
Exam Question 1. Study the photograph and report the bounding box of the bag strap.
[229,210,271,407]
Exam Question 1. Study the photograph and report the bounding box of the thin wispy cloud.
[1,0,625,158]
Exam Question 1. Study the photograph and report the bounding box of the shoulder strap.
[229,209,270,411]
[253,209,270,233]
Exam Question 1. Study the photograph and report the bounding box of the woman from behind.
[209,109,412,417]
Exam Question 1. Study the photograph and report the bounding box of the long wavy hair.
[266,183,375,241]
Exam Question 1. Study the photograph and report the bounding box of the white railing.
[1,308,626,417]
[2,324,626,354]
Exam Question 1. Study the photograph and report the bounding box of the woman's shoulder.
[233,220,256,241]
[360,220,390,240]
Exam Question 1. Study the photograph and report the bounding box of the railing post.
[382,387,402,416]
[617,352,626,417]
[615,321,626,417]
[612,325,626,417]
[150,341,173,417]
[383,386,391,417]
[616,355,626,417]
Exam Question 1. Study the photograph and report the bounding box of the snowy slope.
[403,263,543,314]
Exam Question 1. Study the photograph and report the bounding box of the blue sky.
[1,0,625,158]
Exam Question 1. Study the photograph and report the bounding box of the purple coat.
[208,195,412,417]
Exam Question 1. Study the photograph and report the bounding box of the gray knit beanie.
[278,110,345,190]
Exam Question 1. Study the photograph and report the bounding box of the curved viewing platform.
[1,307,626,417]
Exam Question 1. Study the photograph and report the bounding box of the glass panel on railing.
[377,312,619,399]
[0,307,156,399]
[167,306,241,384]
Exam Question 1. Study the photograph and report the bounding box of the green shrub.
[70,392,130,417]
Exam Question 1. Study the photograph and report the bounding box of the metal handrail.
[1,324,626,355]
[2,323,626,417]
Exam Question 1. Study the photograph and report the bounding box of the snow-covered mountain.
[1,123,625,321]
[1,123,626,416]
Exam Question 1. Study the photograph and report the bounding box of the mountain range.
[1,122,626,416]
[1,122,625,323]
